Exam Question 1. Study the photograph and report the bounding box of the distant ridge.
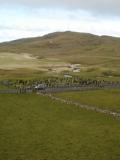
[0,31,120,59]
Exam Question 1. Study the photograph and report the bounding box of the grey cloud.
[0,0,120,15]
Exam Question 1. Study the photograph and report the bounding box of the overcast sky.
[0,0,120,42]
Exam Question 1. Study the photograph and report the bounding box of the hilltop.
[0,31,120,58]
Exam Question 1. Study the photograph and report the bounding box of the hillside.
[0,31,120,79]
[0,31,120,58]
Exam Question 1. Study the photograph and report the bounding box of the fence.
[0,84,120,94]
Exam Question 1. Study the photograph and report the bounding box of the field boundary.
[0,85,120,94]
[38,93,120,118]
[0,87,119,117]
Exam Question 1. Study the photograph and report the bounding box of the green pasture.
[55,89,120,112]
[0,94,120,160]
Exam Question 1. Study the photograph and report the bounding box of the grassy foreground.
[55,89,120,112]
[0,94,120,160]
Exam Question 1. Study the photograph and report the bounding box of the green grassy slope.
[0,94,120,160]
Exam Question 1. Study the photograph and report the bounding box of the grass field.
[0,53,120,81]
[0,94,120,160]
[55,89,120,112]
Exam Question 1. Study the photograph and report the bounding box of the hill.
[0,31,120,58]
[0,31,120,79]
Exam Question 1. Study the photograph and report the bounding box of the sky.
[0,0,120,42]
